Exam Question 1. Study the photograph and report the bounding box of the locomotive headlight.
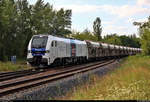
[46,50,50,53]
[28,50,31,53]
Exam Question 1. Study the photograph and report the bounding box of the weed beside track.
[0,60,31,72]
[58,55,150,100]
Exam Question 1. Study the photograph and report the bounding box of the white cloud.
[102,21,113,25]
[53,1,150,36]
[55,4,150,18]
[103,25,128,35]
[128,18,148,24]
[136,18,148,22]
[55,4,101,13]
[101,5,150,18]
[137,0,150,6]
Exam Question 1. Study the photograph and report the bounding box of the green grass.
[0,59,31,72]
[57,55,150,100]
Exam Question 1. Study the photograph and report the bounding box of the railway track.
[0,59,115,97]
[0,60,106,81]
[0,64,75,81]
[0,69,43,81]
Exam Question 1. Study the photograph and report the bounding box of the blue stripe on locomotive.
[31,48,46,56]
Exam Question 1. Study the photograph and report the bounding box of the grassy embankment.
[0,59,31,72]
[57,55,150,100]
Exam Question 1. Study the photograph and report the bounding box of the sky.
[29,0,150,37]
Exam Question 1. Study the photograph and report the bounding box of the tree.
[0,0,17,61]
[71,28,98,41]
[31,0,46,34]
[102,34,121,45]
[52,8,72,36]
[0,0,5,61]
[120,34,140,48]
[133,16,150,55]
[16,0,32,57]
[0,0,72,61]
[140,29,150,55]
[102,33,141,48]
[31,0,72,36]
[93,17,102,41]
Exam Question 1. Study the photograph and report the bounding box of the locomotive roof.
[32,34,86,45]
[101,43,109,49]
[50,35,86,44]
[32,34,142,51]
[33,34,49,37]
[89,41,99,47]
[115,45,120,49]
[108,44,115,49]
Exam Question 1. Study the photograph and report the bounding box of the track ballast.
[0,59,116,98]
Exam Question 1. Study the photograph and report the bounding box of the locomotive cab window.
[31,36,48,48]
[55,41,57,47]
[51,41,54,47]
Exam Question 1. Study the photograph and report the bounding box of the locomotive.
[27,34,142,66]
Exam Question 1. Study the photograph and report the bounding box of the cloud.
[55,4,150,18]
[128,18,148,24]
[55,4,101,13]
[102,21,114,25]
[53,0,150,36]
[101,5,150,18]
[103,25,128,35]
[137,0,150,6]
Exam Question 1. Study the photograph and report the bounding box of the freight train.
[27,34,142,66]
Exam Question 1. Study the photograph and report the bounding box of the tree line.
[133,16,150,55]
[70,17,141,48]
[69,29,141,48]
[0,0,72,61]
[0,0,148,62]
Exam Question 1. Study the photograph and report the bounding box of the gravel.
[0,59,123,100]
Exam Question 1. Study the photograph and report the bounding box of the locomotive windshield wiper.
[41,41,46,48]
[37,45,42,48]
[33,44,39,48]
[32,45,36,48]
[41,44,45,48]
